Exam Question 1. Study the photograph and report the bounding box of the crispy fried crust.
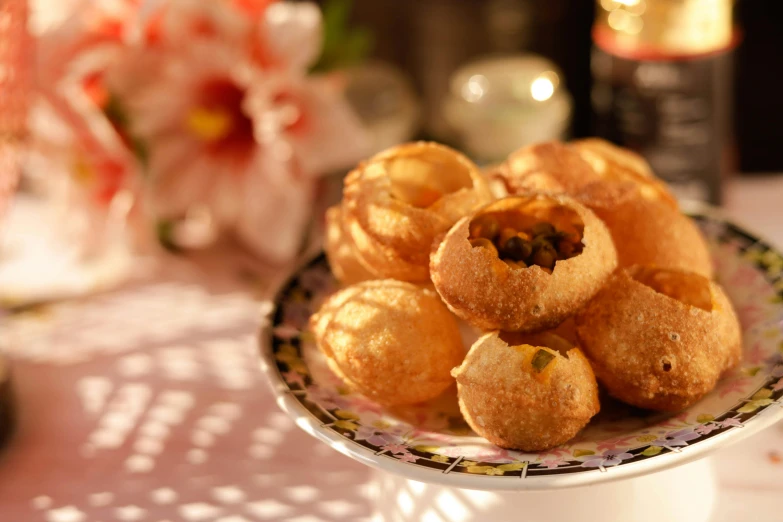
[430,194,617,332]
[570,138,654,179]
[324,205,375,285]
[495,139,712,277]
[579,188,714,278]
[496,141,602,194]
[452,331,600,450]
[309,280,466,405]
[342,142,492,282]
[574,266,742,411]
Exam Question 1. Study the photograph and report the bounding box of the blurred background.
[0,1,782,520]
[339,0,782,203]
[3,0,780,276]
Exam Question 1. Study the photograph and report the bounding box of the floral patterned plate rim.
[259,202,783,490]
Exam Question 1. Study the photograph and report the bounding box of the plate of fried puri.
[263,139,783,488]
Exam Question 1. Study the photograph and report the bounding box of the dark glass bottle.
[591,0,737,204]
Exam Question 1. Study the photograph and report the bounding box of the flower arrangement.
[37,0,370,264]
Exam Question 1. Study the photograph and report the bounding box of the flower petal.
[269,77,370,175]
[580,458,605,468]
[260,2,323,71]
[233,150,315,264]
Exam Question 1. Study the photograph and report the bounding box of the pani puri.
[431,194,617,332]
[570,139,713,278]
[571,138,655,179]
[342,142,492,282]
[495,141,601,194]
[309,280,465,405]
[324,205,374,285]
[578,182,713,278]
[452,331,600,451]
[575,266,742,412]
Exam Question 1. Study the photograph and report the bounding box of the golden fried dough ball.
[431,194,617,332]
[452,331,600,450]
[493,139,712,277]
[342,142,493,282]
[569,139,713,278]
[495,141,602,194]
[571,138,654,179]
[578,182,713,278]
[575,266,742,411]
[324,205,374,285]
[309,280,466,405]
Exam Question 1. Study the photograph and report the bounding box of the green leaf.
[497,462,527,472]
[279,344,298,356]
[311,0,374,72]
[642,446,663,457]
[696,414,715,423]
[752,388,773,400]
[413,445,440,453]
[742,366,761,377]
[156,220,182,253]
[334,420,358,430]
[573,449,595,458]
[466,465,494,474]
[737,399,774,413]
[131,136,149,169]
[334,409,359,420]
[531,349,555,372]
[104,93,129,129]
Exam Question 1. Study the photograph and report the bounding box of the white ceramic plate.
[260,205,783,490]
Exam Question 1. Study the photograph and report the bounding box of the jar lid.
[446,54,569,111]
[442,54,572,162]
[594,0,734,58]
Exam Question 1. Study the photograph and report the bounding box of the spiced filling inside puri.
[386,151,474,208]
[497,332,575,373]
[452,331,600,451]
[467,201,585,273]
[498,331,573,359]
[628,266,713,312]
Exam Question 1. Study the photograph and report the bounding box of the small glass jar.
[591,0,736,204]
[341,60,420,156]
[442,54,572,164]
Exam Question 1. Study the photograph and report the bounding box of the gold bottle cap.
[594,0,734,59]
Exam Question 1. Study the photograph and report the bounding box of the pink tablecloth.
[0,176,781,522]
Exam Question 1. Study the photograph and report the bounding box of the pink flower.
[397,452,418,463]
[581,451,634,469]
[596,435,637,453]
[719,377,752,399]
[540,458,568,469]
[272,324,300,340]
[652,428,699,448]
[694,424,718,436]
[113,4,367,263]
[38,0,369,264]
[282,370,305,389]
[382,443,408,455]
[717,417,743,429]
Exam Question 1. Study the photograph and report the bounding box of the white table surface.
[708,176,783,522]
[0,176,780,522]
